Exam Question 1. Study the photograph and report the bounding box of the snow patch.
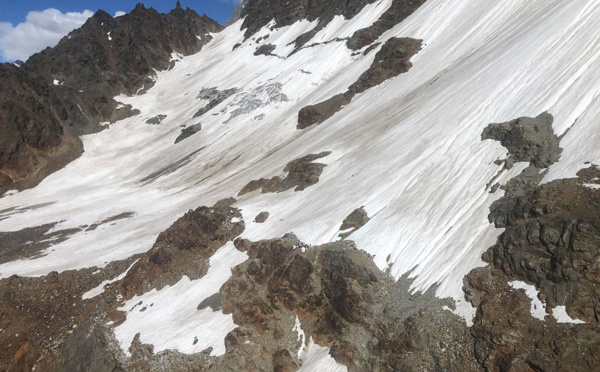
[113,242,247,355]
[552,305,586,324]
[298,338,347,372]
[82,260,139,300]
[508,281,548,320]
[292,314,306,359]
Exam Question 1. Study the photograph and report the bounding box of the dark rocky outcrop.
[117,206,244,299]
[339,207,370,239]
[193,87,239,118]
[0,4,221,196]
[239,0,379,45]
[175,123,202,144]
[482,112,561,169]
[347,0,427,50]
[223,236,480,371]
[483,113,563,228]
[146,114,167,125]
[297,94,348,129]
[214,197,237,208]
[0,258,140,371]
[298,37,421,129]
[254,44,276,56]
[254,211,270,223]
[464,170,600,372]
[0,64,83,195]
[239,152,331,195]
[460,114,600,372]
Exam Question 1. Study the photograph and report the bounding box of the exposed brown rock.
[297,94,348,129]
[239,152,331,195]
[298,37,421,129]
[118,206,245,299]
[223,236,480,371]
[347,0,427,50]
[0,257,139,371]
[460,115,600,372]
[214,197,237,208]
[254,212,270,223]
[339,207,370,239]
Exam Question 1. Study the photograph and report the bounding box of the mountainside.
[0,2,221,196]
[1,0,600,371]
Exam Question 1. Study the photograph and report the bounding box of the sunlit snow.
[0,1,599,354]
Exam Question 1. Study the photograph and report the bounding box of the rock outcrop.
[347,0,427,50]
[461,114,600,372]
[224,236,480,371]
[239,152,331,195]
[298,37,421,129]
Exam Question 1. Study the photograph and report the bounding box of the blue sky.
[0,1,240,62]
[0,1,238,25]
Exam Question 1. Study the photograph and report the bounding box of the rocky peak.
[0,4,222,196]
[239,0,377,38]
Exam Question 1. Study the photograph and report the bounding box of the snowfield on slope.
[1,0,600,358]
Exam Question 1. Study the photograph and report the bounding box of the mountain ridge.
[0,3,221,196]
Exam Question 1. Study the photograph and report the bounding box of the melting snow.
[508,281,548,320]
[293,314,306,359]
[0,0,598,333]
[298,338,347,372]
[552,305,586,324]
[113,242,247,355]
[82,259,139,300]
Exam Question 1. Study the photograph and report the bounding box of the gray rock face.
[254,211,270,223]
[146,114,167,125]
[194,87,239,118]
[175,123,202,144]
[253,44,276,56]
[482,112,561,168]
[239,0,378,41]
[224,0,249,27]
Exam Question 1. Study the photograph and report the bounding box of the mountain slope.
[0,0,599,370]
[0,3,221,197]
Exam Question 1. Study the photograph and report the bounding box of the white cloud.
[0,8,93,61]
[115,11,126,17]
